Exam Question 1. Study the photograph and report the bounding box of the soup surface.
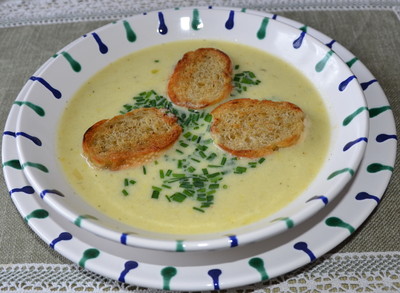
[57,40,330,234]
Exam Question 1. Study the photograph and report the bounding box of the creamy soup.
[57,40,330,234]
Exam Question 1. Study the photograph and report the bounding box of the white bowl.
[15,7,368,252]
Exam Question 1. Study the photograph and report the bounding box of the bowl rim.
[15,6,369,252]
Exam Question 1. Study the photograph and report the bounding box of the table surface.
[0,0,399,292]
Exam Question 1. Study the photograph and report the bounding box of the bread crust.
[210,98,305,158]
[167,48,233,109]
[82,108,182,170]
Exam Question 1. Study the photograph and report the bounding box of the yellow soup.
[57,40,330,234]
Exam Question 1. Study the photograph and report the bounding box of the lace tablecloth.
[0,0,399,292]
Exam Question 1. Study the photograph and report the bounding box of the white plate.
[2,8,396,291]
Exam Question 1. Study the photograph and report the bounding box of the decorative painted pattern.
[161,266,177,290]
[327,168,355,180]
[293,30,306,49]
[225,10,235,30]
[13,101,45,116]
[256,17,269,40]
[293,241,316,261]
[29,76,62,99]
[249,257,269,281]
[78,248,100,268]
[49,232,73,249]
[74,214,98,227]
[118,261,139,282]
[306,195,328,205]
[191,8,202,30]
[40,189,65,199]
[367,163,394,173]
[157,12,168,35]
[228,235,238,247]
[315,50,334,72]
[343,137,368,151]
[208,269,222,290]
[343,107,369,126]
[376,134,397,142]
[360,79,378,90]
[54,51,81,72]
[355,191,380,204]
[89,32,108,54]
[369,106,391,118]
[122,20,136,42]
[176,240,185,252]
[24,209,49,222]
[2,159,48,173]
[325,216,355,234]
[9,185,35,196]
[338,75,357,91]
[271,217,294,228]
[3,131,42,146]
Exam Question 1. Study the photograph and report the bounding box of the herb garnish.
[119,68,263,212]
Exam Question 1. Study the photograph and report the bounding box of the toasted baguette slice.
[82,108,182,170]
[210,98,305,158]
[167,48,233,109]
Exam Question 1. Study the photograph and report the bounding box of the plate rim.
[2,7,397,291]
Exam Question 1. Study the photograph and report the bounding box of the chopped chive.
[129,180,136,185]
[187,166,196,173]
[204,113,212,122]
[221,157,227,165]
[151,190,160,199]
[209,184,220,189]
[172,173,186,178]
[193,181,204,188]
[183,132,192,139]
[171,192,186,202]
[166,169,173,176]
[152,186,162,192]
[197,145,208,151]
[142,166,147,175]
[178,160,183,168]
[122,189,129,196]
[124,178,129,186]
[162,184,171,189]
[249,162,257,168]
[235,64,240,70]
[191,158,201,163]
[234,166,247,174]
[208,164,221,168]
[183,189,195,197]
[207,153,217,161]
[159,170,165,179]
[207,172,221,178]
[206,190,217,195]
[165,195,171,202]
[258,157,266,164]
[179,182,193,189]
[179,142,189,148]
[193,207,205,213]
[202,168,209,175]
[198,151,207,158]
[201,202,213,208]
[176,149,184,154]
[191,135,199,141]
